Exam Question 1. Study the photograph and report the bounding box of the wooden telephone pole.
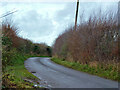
[74,0,79,31]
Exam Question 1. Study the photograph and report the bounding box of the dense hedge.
[2,18,52,88]
[2,20,52,68]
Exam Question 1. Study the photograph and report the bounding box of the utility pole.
[74,0,79,31]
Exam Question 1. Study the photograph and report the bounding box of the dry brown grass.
[89,61,98,68]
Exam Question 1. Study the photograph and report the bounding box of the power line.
[0,10,18,18]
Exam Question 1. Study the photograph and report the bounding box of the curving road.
[24,57,118,88]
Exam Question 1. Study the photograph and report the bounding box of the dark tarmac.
[24,57,118,88]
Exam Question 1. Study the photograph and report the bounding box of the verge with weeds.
[51,57,119,82]
[2,55,37,88]
[2,53,49,88]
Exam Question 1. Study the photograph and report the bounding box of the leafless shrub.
[53,8,119,64]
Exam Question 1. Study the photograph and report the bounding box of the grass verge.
[51,57,120,82]
[2,54,44,88]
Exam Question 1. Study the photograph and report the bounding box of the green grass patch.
[51,57,119,82]
[3,65,36,88]
[2,53,44,88]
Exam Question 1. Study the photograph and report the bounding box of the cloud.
[9,3,66,46]
[18,10,54,36]
[1,2,118,46]
[54,2,75,22]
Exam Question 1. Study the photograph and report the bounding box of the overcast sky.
[0,1,118,46]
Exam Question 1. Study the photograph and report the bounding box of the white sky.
[0,1,118,46]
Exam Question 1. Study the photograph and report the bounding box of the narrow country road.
[24,57,118,88]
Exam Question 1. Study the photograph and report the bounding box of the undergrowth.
[51,57,120,82]
[2,53,40,88]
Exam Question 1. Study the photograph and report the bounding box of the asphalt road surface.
[24,57,118,88]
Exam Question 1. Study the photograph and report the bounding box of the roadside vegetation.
[2,18,52,88]
[2,55,37,88]
[52,9,120,81]
[1,5,119,88]
[51,57,119,81]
